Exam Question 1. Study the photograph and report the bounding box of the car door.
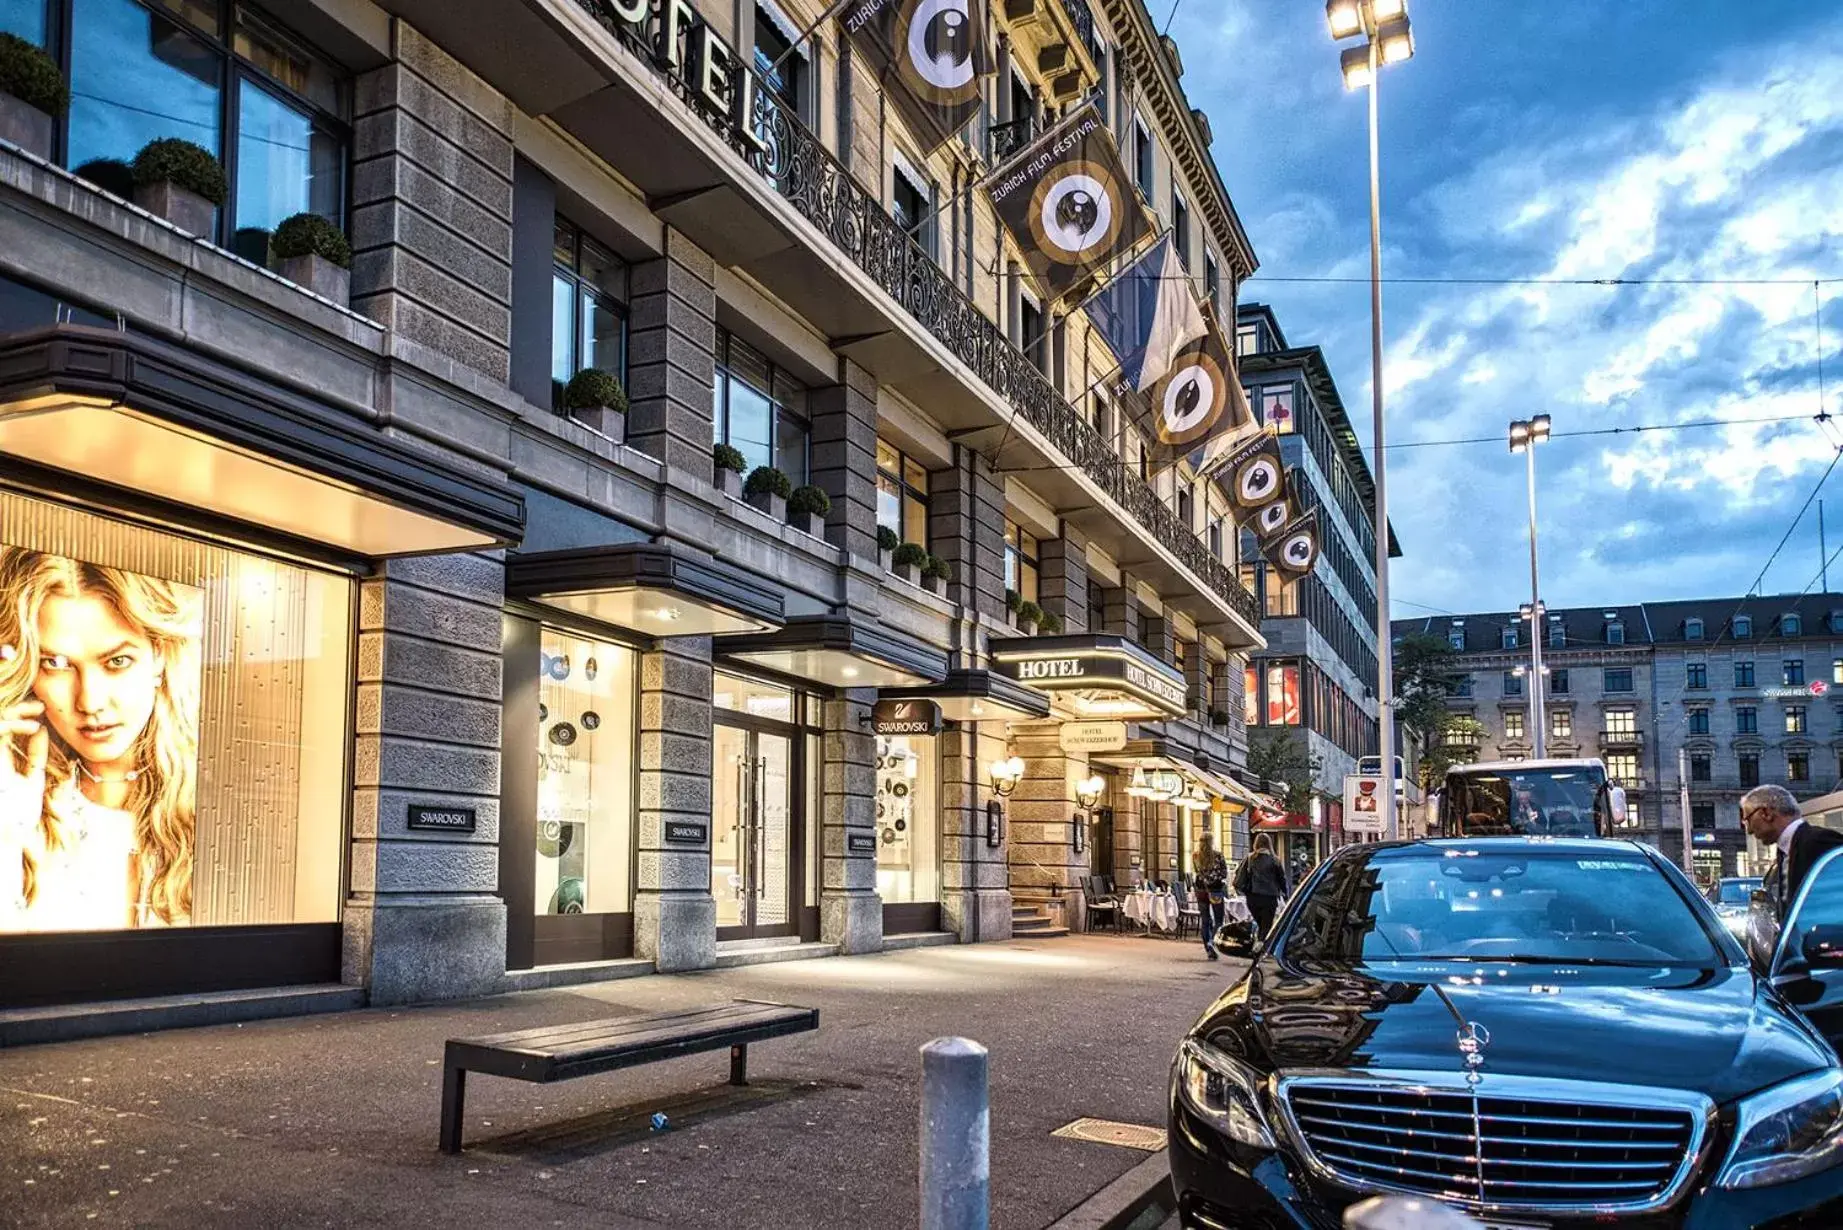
[1769,847,1843,1049]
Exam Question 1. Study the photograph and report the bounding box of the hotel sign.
[1060,721,1129,753]
[997,647,1188,717]
[581,0,772,156]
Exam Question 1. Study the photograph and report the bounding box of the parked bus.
[1431,758,1630,839]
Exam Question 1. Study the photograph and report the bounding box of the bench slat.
[443,1001,817,1084]
[460,1002,777,1053]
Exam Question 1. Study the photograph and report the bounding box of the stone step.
[712,940,841,969]
[0,984,364,1048]
[1012,924,1070,939]
[883,931,958,951]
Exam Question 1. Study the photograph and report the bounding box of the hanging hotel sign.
[990,636,1188,719]
[1059,721,1130,753]
[872,698,943,735]
[579,0,774,158]
[1764,681,1830,699]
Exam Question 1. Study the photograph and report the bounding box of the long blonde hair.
[0,548,202,924]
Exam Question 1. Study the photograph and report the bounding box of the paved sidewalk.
[1,934,1236,1229]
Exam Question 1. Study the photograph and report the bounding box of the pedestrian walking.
[1235,834,1288,937]
[1744,783,1843,913]
[1193,832,1228,960]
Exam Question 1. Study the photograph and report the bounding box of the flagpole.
[766,0,857,76]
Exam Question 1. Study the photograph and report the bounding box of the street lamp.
[1328,0,1415,840]
[1510,414,1553,758]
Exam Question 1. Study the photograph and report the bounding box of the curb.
[1043,1149,1175,1230]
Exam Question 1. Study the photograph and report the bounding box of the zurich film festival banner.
[843,0,992,154]
[1111,305,1250,473]
[1265,509,1322,577]
[0,547,204,933]
[986,102,1152,303]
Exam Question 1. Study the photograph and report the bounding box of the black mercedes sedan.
[1169,837,1843,1229]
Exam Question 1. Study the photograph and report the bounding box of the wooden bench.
[439,999,819,1153]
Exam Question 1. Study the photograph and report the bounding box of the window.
[1605,707,1637,736]
[1133,116,1155,201]
[1550,668,1569,695]
[1236,326,1258,357]
[552,217,629,417]
[876,438,930,549]
[1690,754,1710,782]
[1448,674,1473,698]
[1265,662,1301,726]
[1734,615,1753,638]
[1020,294,1046,372]
[1548,621,1565,648]
[1692,802,1715,829]
[891,157,935,256]
[713,329,810,484]
[1688,708,1710,735]
[57,0,349,260]
[1735,660,1756,688]
[1204,251,1220,307]
[1787,705,1808,735]
[1686,662,1707,689]
[1208,517,1224,560]
[1503,670,1523,697]
[1447,626,1465,650]
[1737,706,1758,734]
[1604,667,1634,693]
[1172,189,1190,266]
[752,3,807,121]
[1261,386,1296,434]
[1550,710,1572,738]
[1176,485,1193,528]
[1501,626,1518,650]
[1504,712,1525,740]
[1785,659,1806,686]
[1003,520,1039,603]
[535,629,636,917]
[1784,614,1803,637]
[1684,617,1704,641]
[1834,657,1843,685]
[2,0,48,41]
[1604,752,1639,785]
[1606,621,1625,645]
[1790,751,1812,782]
[1243,663,1260,726]
[1740,754,1761,787]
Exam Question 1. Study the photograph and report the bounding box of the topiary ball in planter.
[0,33,67,160]
[744,466,792,516]
[73,157,133,198]
[1038,611,1062,634]
[891,542,928,578]
[876,525,900,553]
[1005,588,1022,614]
[713,443,747,497]
[563,368,627,434]
[787,485,831,535]
[270,211,352,303]
[132,138,226,237]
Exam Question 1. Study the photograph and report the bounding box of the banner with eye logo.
[1264,510,1321,577]
[842,0,992,155]
[1205,424,1287,513]
[984,102,1152,302]
[1111,306,1252,471]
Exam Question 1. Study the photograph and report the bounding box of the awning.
[719,615,948,688]
[879,669,1051,723]
[507,542,782,637]
[989,634,1188,720]
[1089,738,1278,811]
[0,326,523,555]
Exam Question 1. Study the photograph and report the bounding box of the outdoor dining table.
[1121,888,1180,933]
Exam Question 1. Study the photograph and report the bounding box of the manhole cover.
[1051,1118,1167,1151]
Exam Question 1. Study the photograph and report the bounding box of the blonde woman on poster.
[0,548,203,933]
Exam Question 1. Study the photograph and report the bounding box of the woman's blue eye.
[106,655,134,670]
[40,654,69,671]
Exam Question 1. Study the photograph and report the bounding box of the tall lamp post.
[1328,0,1415,839]
[1509,415,1553,758]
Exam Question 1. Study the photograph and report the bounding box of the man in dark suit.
[1743,784,1843,912]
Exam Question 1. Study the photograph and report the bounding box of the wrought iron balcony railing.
[1060,0,1104,67]
[580,2,1260,631]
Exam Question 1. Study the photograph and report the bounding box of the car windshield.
[1281,845,1720,966]
[1714,878,1761,905]
[1448,768,1603,837]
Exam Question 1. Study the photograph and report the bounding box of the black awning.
[880,669,1051,722]
[719,615,948,688]
[507,541,783,636]
[0,325,523,555]
[989,633,1188,719]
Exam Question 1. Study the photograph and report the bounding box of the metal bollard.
[919,1036,990,1230]
[1344,1195,1486,1229]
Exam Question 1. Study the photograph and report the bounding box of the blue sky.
[1171,0,1843,618]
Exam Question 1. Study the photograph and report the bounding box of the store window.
[877,439,930,549]
[1243,663,1259,726]
[0,490,352,933]
[875,733,938,903]
[551,217,629,417]
[1265,662,1301,726]
[1260,386,1296,434]
[52,0,348,261]
[1004,520,1039,604]
[534,631,635,916]
[714,330,810,485]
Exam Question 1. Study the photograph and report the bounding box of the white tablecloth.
[1122,890,1180,932]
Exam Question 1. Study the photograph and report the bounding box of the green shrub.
[1038,610,1062,634]
[131,138,227,205]
[564,368,627,413]
[922,554,950,581]
[876,525,900,552]
[1005,588,1021,613]
[270,212,351,269]
[73,157,132,197]
[744,466,792,499]
[1015,600,1043,626]
[892,542,928,569]
[713,442,747,474]
[0,33,68,117]
[788,485,832,517]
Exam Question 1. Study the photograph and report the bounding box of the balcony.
[1600,730,1645,749]
[1060,0,1104,67]
[988,117,1040,166]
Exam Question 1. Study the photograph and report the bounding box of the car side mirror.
[1607,785,1628,825]
[1214,918,1259,959]
[1748,889,1780,972]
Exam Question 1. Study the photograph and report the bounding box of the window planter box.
[134,180,215,238]
[0,93,53,161]
[277,252,349,307]
[893,560,920,585]
[715,466,744,500]
[790,510,825,537]
[746,490,787,520]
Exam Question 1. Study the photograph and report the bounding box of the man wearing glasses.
[1743,783,1843,913]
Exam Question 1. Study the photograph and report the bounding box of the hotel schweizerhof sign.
[581,0,776,154]
[990,636,1188,719]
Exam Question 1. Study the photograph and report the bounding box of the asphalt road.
[0,933,1238,1229]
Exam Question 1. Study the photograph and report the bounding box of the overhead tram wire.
[1385,411,1819,451]
[1249,274,1843,287]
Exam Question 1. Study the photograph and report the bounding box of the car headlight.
[1176,1037,1275,1149]
[1716,1069,1843,1189]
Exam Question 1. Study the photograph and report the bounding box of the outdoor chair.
[1084,875,1121,932]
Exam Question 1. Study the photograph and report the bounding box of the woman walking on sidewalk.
[1235,834,1288,937]
[1192,833,1228,960]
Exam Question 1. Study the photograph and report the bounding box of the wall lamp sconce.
[989,755,1025,798]
[1072,774,1104,856]
[985,798,1004,849]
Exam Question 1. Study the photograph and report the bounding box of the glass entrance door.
[713,722,794,937]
